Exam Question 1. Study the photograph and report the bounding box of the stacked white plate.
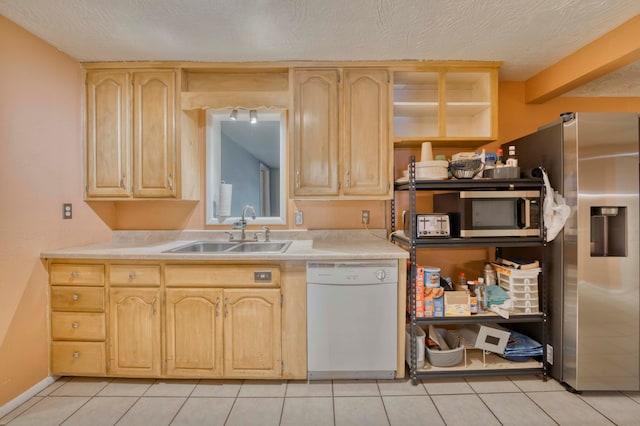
[415,160,449,180]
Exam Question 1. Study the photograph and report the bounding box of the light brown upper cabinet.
[393,66,499,148]
[292,68,392,199]
[85,69,180,199]
[393,64,499,147]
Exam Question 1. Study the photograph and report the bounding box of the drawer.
[51,286,104,312]
[165,265,280,287]
[51,312,105,341]
[50,264,104,286]
[109,265,161,286]
[51,341,106,375]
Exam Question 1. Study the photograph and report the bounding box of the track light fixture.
[229,109,238,120]
[249,110,258,124]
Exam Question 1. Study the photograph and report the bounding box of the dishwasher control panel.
[307,260,398,285]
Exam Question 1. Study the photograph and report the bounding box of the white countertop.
[40,229,409,261]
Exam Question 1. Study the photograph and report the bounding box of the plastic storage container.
[426,328,465,367]
[405,325,425,368]
[496,266,541,314]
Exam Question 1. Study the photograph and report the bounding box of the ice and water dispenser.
[590,206,627,257]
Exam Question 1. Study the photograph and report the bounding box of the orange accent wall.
[0,16,111,406]
[498,81,640,146]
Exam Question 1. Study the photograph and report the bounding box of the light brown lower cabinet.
[49,261,298,379]
[165,288,224,377]
[165,288,282,379]
[223,289,282,378]
[108,287,162,377]
[49,263,107,376]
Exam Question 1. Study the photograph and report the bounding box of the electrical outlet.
[361,210,370,225]
[62,203,72,219]
[546,344,554,365]
[294,211,304,225]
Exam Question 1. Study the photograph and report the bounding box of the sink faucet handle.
[224,231,235,241]
[263,226,270,242]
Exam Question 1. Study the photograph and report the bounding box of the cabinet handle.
[71,321,79,329]
[120,174,126,189]
[168,173,173,190]
[215,296,221,317]
[129,271,136,280]
[151,296,157,315]
[345,170,351,188]
[295,171,300,189]
[224,297,229,317]
[72,351,80,359]
[71,294,79,301]
[70,271,78,278]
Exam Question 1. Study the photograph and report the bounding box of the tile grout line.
[55,377,113,426]
[576,392,627,426]
[222,379,244,426]
[111,378,156,426]
[167,378,200,425]
[515,383,561,426]
[375,380,392,426]
[278,380,288,426]
[331,380,336,426]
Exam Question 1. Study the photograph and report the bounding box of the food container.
[415,160,449,180]
[483,166,520,179]
[423,266,441,288]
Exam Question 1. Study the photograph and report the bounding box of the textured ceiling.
[1,0,639,96]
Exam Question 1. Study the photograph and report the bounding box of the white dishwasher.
[307,260,398,380]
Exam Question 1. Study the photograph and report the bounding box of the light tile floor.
[2,375,640,425]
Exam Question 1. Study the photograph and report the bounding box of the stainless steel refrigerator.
[503,112,639,391]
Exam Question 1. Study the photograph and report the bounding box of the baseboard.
[0,376,59,419]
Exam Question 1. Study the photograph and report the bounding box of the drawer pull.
[72,351,80,359]
[72,321,79,329]
[71,294,79,301]
[129,272,136,280]
[70,271,78,278]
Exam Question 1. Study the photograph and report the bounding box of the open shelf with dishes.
[391,155,548,384]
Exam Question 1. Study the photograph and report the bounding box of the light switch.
[63,203,72,219]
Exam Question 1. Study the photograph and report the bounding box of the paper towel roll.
[218,183,232,217]
[421,142,433,162]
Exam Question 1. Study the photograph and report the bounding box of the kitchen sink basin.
[166,241,237,253]
[165,240,291,254]
[226,241,292,253]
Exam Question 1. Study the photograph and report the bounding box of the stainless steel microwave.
[433,190,542,237]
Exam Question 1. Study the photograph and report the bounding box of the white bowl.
[416,160,449,180]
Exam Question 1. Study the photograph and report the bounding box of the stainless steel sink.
[226,241,292,253]
[165,240,291,254]
[166,241,237,253]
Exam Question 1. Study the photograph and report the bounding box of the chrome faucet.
[230,205,256,241]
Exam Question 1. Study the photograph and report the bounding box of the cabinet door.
[86,70,131,198]
[109,288,161,376]
[132,71,176,198]
[223,289,281,378]
[292,69,339,196]
[343,68,391,197]
[165,288,224,378]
